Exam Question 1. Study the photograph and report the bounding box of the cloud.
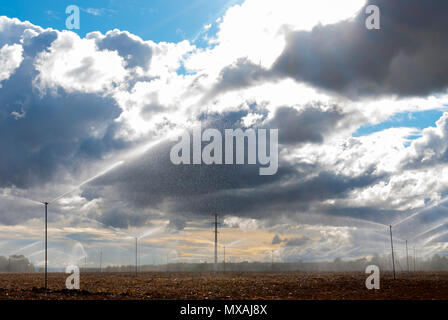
[272,0,448,98]
[402,113,448,169]
[266,104,348,145]
[0,16,41,47]
[0,43,23,84]
[272,234,281,244]
[168,217,187,231]
[285,236,310,247]
[204,1,448,99]
[0,19,128,190]
[88,30,153,70]
[95,207,153,229]
[85,8,102,16]
[35,31,127,94]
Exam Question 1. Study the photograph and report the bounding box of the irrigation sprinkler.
[406,240,409,272]
[414,246,416,271]
[44,202,48,288]
[135,237,138,276]
[223,246,226,272]
[389,225,396,280]
[214,213,218,270]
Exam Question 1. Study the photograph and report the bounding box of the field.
[1,271,448,300]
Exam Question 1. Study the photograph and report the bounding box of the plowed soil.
[1,271,448,300]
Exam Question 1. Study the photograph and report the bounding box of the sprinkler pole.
[389,225,396,279]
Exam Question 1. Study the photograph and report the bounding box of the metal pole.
[214,213,218,269]
[406,240,409,272]
[223,246,226,272]
[413,246,416,272]
[44,202,48,289]
[135,237,138,276]
[389,225,396,279]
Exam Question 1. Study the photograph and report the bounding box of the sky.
[1,0,448,269]
[0,0,242,43]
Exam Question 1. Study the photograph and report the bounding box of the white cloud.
[86,8,102,16]
[34,31,127,94]
[0,43,23,84]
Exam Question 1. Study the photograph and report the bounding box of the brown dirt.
[0,271,447,300]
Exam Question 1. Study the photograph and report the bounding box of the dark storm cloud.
[22,30,58,56]
[95,207,153,229]
[0,197,42,225]
[71,109,386,227]
[267,105,346,145]
[168,217,187,231]
[319,205,399,227]
[285,236,310,247]
[89,30,153,70]
[161,166,386,218]
[207,0,448,99]
[272,234,282,245]
[206,58,267,99]
[88,111,386,223]
[93,136,294,207]
[273,0,448,97]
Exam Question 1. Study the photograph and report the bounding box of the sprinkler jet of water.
[409,221,448,241]
[393,195,448,228]
[36,161,125,289]
[1,134,172,283]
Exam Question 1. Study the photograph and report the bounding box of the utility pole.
[135,237,138,276]
[406,240,409,272]
[44,202,48,289]
[413,246,416,272]
[389,225,396,280]
[166,254,169,272]
[214,213,218,271]
[223,246,226,272]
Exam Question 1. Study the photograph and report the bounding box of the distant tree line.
[0,255,34,272]
[4,253,448,273]
[102,254,448,273]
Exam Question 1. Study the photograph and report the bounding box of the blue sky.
[0,0,242,43]
[354,110,446,138]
